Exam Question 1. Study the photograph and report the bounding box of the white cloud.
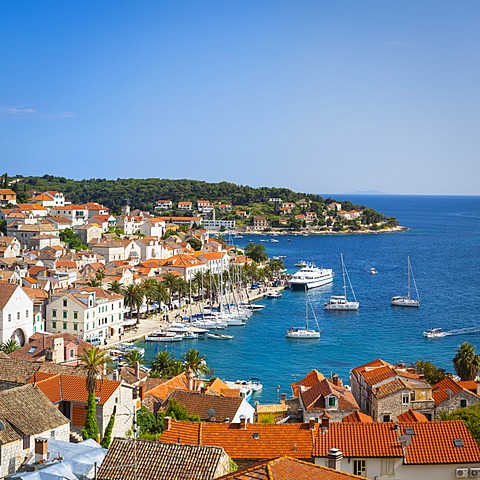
[0,106,75,119]
[383,41,413,47]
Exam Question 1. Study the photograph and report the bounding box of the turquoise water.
[136,195,480,404]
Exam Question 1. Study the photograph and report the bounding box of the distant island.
[1,174,402,234]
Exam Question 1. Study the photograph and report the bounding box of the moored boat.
[289,263,334,290]
[265,291,282,298]
[207,333,234,340]
[145,331,183,342]
[391,257,420,307]
[324,254,359,311]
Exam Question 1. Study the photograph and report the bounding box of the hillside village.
[0,185,480,479]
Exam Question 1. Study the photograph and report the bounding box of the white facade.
[139,219,166,238]
[0,284,34,346]
[46,288,125,342]
[202,219,236,230]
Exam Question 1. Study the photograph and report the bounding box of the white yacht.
[289,263,334,290]
[324,254,359,311]
[286,288,321,339]
[391,256,420,307]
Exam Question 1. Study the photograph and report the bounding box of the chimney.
[139,385,145,401]
[185,369,194,391]
[35,438,48,463]
[327,448,343,470]
[280,393,287,404]
[164,416,172,431]
[134,361,140,379]
[239,415,247,430]
[112,369,119,381]
[321,413,330,429]
[331,373,339,386]
[309,418,316,430]
[52,337,64,363]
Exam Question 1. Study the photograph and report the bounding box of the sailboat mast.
[407,256,411,300]
[341,253,347,299]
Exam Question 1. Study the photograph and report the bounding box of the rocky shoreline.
[229,225,408,236]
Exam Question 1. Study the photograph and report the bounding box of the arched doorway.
[10,328,26,346]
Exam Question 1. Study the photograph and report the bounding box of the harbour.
[131,194,480,404]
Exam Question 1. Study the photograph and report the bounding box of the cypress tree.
[82,391,99,441]
[100,412,115,448]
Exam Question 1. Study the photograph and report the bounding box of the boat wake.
[443,327,480,337]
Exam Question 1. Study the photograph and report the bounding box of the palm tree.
[126,350,144,367]
[154,281,170,308]
[162,273,178,308]
[182,348,210,377]
[79,346,108,441]
[0,339,20,354]
[122,284,144,324]
[87,278,102,287]
[142,278,158,317]
[167,360,185,378]
[79,346,109,394]
[151,350,175,377]
[107,280,123,294]
[453,342,480,380]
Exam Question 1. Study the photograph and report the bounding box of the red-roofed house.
[350,359,435,422]
[0,188,17,206]
[28,191,65,208]
[30,372,139,438]
[313,421,480,479]
[432,377,480,418]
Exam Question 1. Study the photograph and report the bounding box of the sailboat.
[324,254,359,311]
[286,288,321,339]
[391,256,420,307]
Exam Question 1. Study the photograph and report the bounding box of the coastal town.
[0,182,480,479]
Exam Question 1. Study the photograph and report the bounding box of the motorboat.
[370,267,378,275]
[324,254,359,311]
[391,257,420,307]
[295,260,307,267]
[286,287,321,339]
[224,381,253,401]
[265,291,282,298]
[289,263,334,290]
[207,333,234,340]
[239,302,266,310]
[118,343,145,356]
[226,378,263,392]
[145,331,183,342]
[423,328,446,338]
[270,239,279,243]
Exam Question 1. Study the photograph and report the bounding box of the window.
[73,311,78,319]
[26,310,29,317]
[23,435,31,450]
[328,396,337,407]
[402,393,410,405]
[382,414,391,422]
[52,321,56,329]
[63,311,67,319]
[8,314,11,322]
[69,349,75,359]
[17,312,20,320]
[410,391,415,401]
[460,399,467,408]
[63,300,67,307]
[63,322,67,329]
[74,323,78,331]
[53,310,57,318]
[353,460,366,476]
[380,459,394,477]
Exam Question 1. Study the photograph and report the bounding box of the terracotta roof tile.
[313,421,480,464]
[397,409,428,423]
[374,378,408,399]
[432,377,474,405]
[342,411,373,423]
[161,420,317,459]
[219,456,364,479]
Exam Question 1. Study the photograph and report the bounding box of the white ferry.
[289,263,334,290]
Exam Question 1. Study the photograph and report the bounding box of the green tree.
[245,242,268,263]
[0,339,20,354]
[126,350,144,368]
[142,278,158,316]
[100,412,115,448]
[79,346,108,442]
[107,280,123,294]
[441,403,480,444]
[59,228,88,251]
[182,349,210,376]
[453,342,480,380]
[151,350,175,377]
[415,360,447,385]
[164,399,200,422]
[122,284,144,324]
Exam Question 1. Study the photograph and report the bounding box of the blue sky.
[1,1,479,195]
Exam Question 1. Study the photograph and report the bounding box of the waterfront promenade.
[102,284,286,351]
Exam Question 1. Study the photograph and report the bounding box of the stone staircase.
[70,427,83,443]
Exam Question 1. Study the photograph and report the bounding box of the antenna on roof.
[398,434,412,449]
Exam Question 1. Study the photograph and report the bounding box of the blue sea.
[136,195,480,404]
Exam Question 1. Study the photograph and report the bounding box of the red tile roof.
[342,411,373,423]
[161,420,318,459]
[397,409,428,423]
[432,377,478,405]
[313,421,480,464]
